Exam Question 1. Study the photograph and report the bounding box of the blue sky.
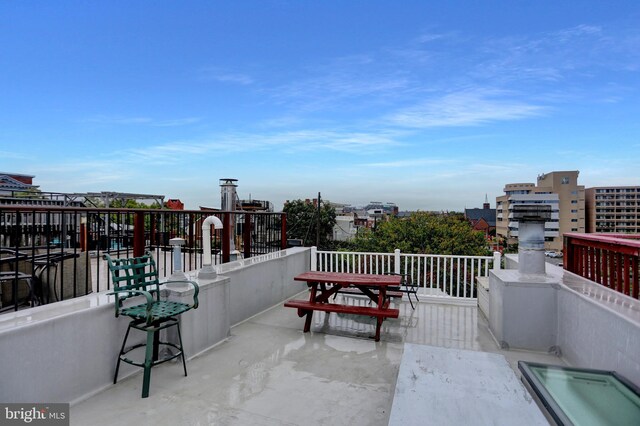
[1,1,639,211]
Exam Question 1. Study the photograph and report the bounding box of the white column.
[493,251,502,270]
[394,249,401,274]
[167,237,187,285]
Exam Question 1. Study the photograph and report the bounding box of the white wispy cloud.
[553,24,602,41]
[257,116,305,128]
[267,53,412,112]
[363,158,453,168]
[271,74,410,111]
[33,159,136,189]
[84,116,153,125]
[0,151,29,160]
[82,115,201,127]
[209,73,254,85]
[264,22,639,120]
[197,67,254,85]
[415,33,450,44]
[152,117,201,127]
[121,128,404,165]
[472,23,640,85]
[271,130,403,152]
[387,88,544,128]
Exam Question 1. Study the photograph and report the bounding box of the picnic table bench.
[284,271,401,341]
[330,286,404,299]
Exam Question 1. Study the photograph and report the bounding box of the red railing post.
[588,246,595,282]
[595,247,601,284]
[632,257,639,299]
[564,235,573,272]
[133,212,145,257]
[606,250,613,288]
[79,221,87,252]
[616,252,623,293]
[623,255,631,296]
[577,245,583,276]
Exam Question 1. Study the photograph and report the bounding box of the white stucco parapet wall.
[493,254,640,386]
[0,247,311,404]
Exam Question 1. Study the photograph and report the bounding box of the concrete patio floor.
[71,293,563,425]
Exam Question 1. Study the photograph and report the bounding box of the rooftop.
[71,293,560,425]
[1,234,639,425]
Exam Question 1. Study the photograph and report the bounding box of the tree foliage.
[351,212,490,256]
[107,199,162,209]
[84,197,162,209]
[283,199,336,248]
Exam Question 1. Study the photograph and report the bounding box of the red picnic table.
[284,271,401,341]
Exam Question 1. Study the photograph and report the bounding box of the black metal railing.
[0,206,287,312]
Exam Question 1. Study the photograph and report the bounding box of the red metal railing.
[564,233,640,299]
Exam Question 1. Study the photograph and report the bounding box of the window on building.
[571,228,578,232]
[571,200,578,204]
[571,219,578,222]
[571,209,578,213]
[561,177,570,184]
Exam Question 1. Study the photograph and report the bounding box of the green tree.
[108,199,162,209]
[283,199,336,249]
[15,187,43,198]
[352,212,490,256]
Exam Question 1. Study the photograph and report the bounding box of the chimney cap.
[219,178,238,186]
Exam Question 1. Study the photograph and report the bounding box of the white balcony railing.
[312,248,498,300]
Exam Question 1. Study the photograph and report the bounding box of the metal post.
[133,212,145,257]
[220,178,238,257]
[243,213,251,259]
[80,217,87,252]
[222,213,231,263]
[281,213,287,250]
[394,249,401,274]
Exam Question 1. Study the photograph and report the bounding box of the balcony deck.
[71,294,562,425]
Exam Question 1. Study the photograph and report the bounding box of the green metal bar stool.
[104,251,199,398]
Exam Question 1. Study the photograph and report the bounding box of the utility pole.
[316,192,321,247]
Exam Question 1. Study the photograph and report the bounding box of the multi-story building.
[343,202,399,216]
[585,186,640,233]
[496,171,585,251]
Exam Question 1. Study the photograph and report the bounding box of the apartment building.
[496,171,585,251]
[585,186,640,233]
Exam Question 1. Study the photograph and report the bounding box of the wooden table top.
[294,271,401,287]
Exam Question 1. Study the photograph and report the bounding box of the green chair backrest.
[104,251,161,314]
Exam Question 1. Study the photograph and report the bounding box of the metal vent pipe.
[220,178,238,257]
[512,205,551,275]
